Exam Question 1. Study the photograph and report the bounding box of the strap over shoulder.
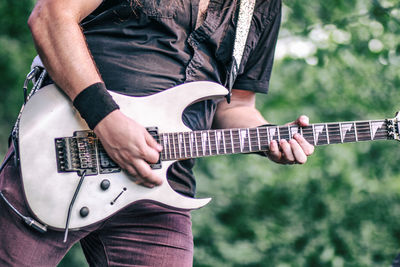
[227,0,256,103]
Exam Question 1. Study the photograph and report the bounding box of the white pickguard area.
[18,81,228,230]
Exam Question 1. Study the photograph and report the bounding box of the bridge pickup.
[97,142,121,174]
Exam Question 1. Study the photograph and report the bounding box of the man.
[0,0,314,265]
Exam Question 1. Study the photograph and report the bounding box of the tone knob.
[80,207,89,217]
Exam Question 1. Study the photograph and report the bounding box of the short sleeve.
[233,0,282,94]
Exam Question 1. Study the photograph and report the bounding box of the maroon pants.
[0,148,193,267]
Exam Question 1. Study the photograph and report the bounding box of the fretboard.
[158,119,392,161]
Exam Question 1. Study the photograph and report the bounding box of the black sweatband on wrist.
[73,82,120,130]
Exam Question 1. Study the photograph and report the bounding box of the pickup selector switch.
[100,179,111,190]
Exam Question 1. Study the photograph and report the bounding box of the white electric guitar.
[18,81,400,230]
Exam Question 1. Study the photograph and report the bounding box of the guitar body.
[18,81,228,230]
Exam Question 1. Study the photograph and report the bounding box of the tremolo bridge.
[55,131,120,176]
[55,128,161,176]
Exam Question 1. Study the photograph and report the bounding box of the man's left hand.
[266,115,314,165]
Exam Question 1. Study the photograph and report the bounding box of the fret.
[237,129,243,152]
[288,126,292,140]
[279,126,290,141]
[235,129,241,152]
[208,131,214,156]
[166,133,172,159]
[371,120,385,140]
[247,128,252,152]
[265,126,270,145]
[327,123,341,144]
[162,134,168,160]
[339,123,343,143]
[178,133,183,158]
[238,129,247,152]
[183,132,187,158]
[238,129,243,152]
[249,128,258,152]
[258,126,268,150]
[214,130,218,155]
[290,125,299,137]
[222,130,227,154]
[356,121,371,141]
[168,133,172,159]
[218,130,223,154]
[277,127,281,142]
[268,127,278,142]
[172,133,177,159]
[189,132,193,158]
[194,131,199,157]
[256,128,261,150]
[369,120,373,140]
[342,123,356,143]
[354,122,358,142]
[223,130,232,154]
[230,129,234,153]
[215,130,220,155]
[314,124,328,146]
[207,131,212,155]
[302,126,314,145]
[312,124,316,146]
[325,123,330,144]
[201,131,207,156]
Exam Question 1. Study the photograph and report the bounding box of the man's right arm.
[28,0,103,99]
[28,0,163,187]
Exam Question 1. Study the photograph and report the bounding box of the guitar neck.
[158,119,395,161]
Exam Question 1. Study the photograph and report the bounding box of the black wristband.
[73,82,120,130]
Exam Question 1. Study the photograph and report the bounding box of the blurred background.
[1,0,400,266]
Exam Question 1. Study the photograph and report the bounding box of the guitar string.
[158,126,388,147]
[157,123,388,140]
[79,122,390,160]
[159,126,389,144]
[159,132,390,159]
[159,127,388,144]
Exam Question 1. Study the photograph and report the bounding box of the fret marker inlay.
[314,125,325,144]
[202,132,207,156]
[239,129,247,152]
[216,131,222,155]
[371,121,384,140]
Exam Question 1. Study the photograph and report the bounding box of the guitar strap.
[226,0,257,103]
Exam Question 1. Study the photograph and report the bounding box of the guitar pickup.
[146,127,162,170]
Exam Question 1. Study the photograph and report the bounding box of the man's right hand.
[93,110,163,188]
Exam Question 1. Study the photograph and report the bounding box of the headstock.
[388,111,400,141]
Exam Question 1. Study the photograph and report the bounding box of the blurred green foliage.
[1,0,400,266]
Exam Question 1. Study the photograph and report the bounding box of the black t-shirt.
[81,0,282,197]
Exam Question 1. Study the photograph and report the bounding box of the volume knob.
[100,179,111,190]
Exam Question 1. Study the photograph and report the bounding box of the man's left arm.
[213,89,314,164]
